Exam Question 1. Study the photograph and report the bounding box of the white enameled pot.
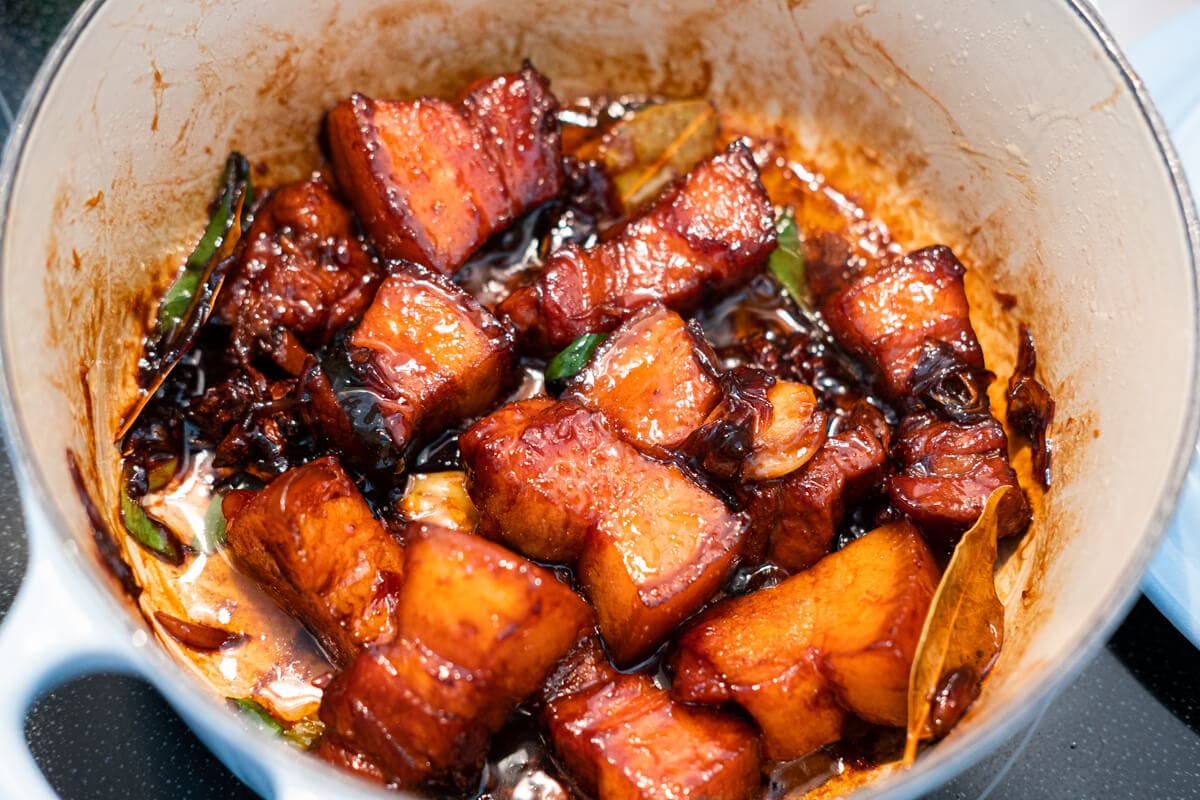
[0,1,1197,798]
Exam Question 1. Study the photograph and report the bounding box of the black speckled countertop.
[2,2,1199,798]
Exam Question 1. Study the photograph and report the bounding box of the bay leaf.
[578,99,718,213]
[229,697,284,736]
[903,486,1010,766]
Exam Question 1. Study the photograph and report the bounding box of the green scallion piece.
[768,206,807,309]
[193,491,228,555]
[545,333,607,385]
[156,154,253,331]
[120,492,181,565]
[229,698,285,736]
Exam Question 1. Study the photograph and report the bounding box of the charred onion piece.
[908,338,993,423]
[1006,324,1055,488]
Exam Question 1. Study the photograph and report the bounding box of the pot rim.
[0,0,1196,797]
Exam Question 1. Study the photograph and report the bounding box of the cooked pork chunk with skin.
[746,424,887,571]
[821,245,984,401]
[672,521,940,760]
[889,411,1031,547]
[460,398,747,664]
[542,638,762,800]
[394,526,592,702]
[215,178,382,372]
[499,142,775,352]
[223,456,406,667]
[319,527,591,789]
[319,636,500,789]
[563,303,721,454]
[326,65,562,273]
[346,264,515,453]
[456,397,581,562]
[458,66,563,212]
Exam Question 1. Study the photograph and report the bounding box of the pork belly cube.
[459,64,562,211]
[563,303,720,453]
[670,599,844,760]
[327,95,495,271]
[319,636,500,789]
[543,639,762,800]
[889,411,1031,547]
[672,521,940,759]
[319,527,591,789]
[460,398,746,664]
[216,178,382,371]
[347,265,515,451]
[748,425,887,572]
[580,494,744,666]
[327,67,562,273]
[821,245,984,400]
[224,455,405,666]
[395,526,593,703]
[457,396,588,562]
[500,141,775,351]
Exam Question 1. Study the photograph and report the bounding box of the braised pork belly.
[318,527,591,788]
[224,456,406,666]
[542,637,762,800]
[499,142,776,352]
[120,66,1051,799]
[327,65,562,274]
[460,397,746,665]
[672,522,940,760]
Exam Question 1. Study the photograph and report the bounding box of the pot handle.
[0,501,145,800]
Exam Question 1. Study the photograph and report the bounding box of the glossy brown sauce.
[115,97,1039,797]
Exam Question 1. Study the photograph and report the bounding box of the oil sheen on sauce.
[135,450,327,723]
